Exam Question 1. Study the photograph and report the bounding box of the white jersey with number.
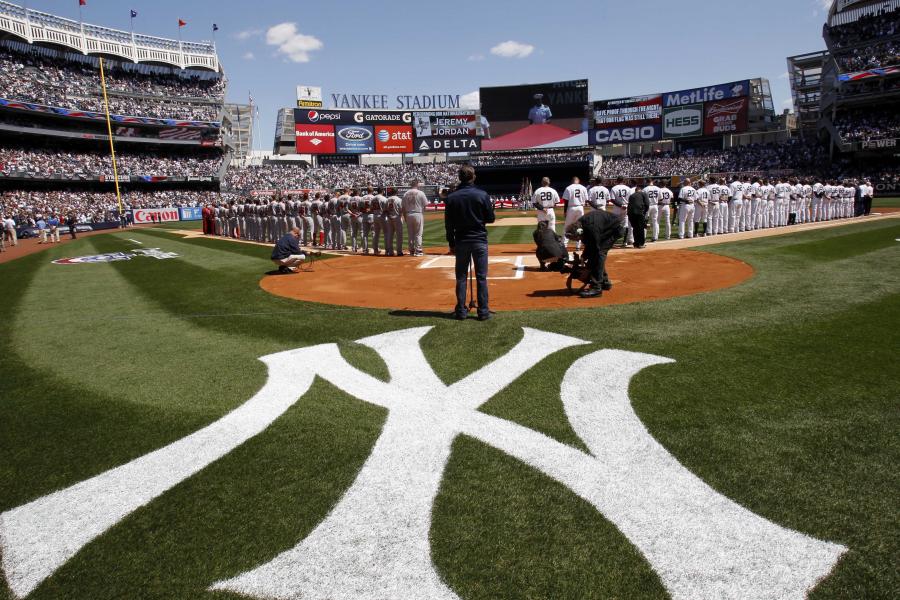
[563,183,589,208]
[643,185,660,206]
[679,186,696,204]
[659,187,673,206]
[588,185,610,209]
[610,184,631,208]
[532,186,559,211]
[729,181,744,201]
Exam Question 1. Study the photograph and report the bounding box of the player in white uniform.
[728,177,744,233]
[532,177,559,232]
[761,179,775,228]
[562,176,589,249]
[800,180,813,223]
[588,179,611,214]
[811,181,824,223]
[748,177,762,231]
[658,184,674,240]
[739,178,752,231]
[694,180,710,236]
[642,180,661,241]
[774,178,791,227]
[707,177,721,236]
[677,178,696,239]
[609,176,633,246]
[716,180,730,234]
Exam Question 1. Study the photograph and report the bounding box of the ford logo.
[339,127,372,141]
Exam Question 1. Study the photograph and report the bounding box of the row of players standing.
[533,176,874,245]
[205,183,431,256]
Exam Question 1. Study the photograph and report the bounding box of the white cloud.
[459,90,480,109]
[468,54,485,61]
[235,28,261,41]
[265,22,323,63]
[778,71,789,79]
[243,52,255,60]
[490,40,534,59]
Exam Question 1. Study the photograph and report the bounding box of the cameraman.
[271,226,306,274]
[533,220,567,272]
[566,209,624,298]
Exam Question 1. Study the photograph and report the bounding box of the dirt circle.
[260,244,754,312]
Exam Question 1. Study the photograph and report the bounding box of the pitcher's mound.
[260,244,753,312]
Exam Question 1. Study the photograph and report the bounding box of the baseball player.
[328,192,342,249]
[677,178,696,239]
[562,176,589,249]
[694,180,710,237]
[657,183,673,240]
[402,180,428,256]
[588,178,611,214]
[532,177,559,232]
[350,191,364,253]
[322,194,334,249]
[747,176,761,231]
[387,188,404,256]
[362,186,376,254]
[774,178,791,227]
[335,188,350,250]
[728,177,744,233]
[642,179,661,241]
[707,177,721,236]
[609,176,633,246]
[310,193,323,247]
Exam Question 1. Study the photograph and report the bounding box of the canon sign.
[663,104,703,138]
[590,125,662,145]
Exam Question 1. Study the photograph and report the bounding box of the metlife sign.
[663,80,749,107]
[589,124,662,145]
[663,104,703,138]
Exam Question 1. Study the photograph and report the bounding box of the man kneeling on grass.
[271,226,306,273]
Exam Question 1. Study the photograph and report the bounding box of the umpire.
[566,209,624,298]
[627,183,650,249]
[445,165,495,320]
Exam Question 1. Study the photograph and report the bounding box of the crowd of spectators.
[469,149,592,167]
[834,106,900,142]
[221,162,460,192]
[835,39,900,72]
[595,141,827,178]
[0,145,223,178]
[0,45,224,122]
[0,190,225,228]
[826,7,900,50]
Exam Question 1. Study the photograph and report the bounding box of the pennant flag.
[213,23,219,31]
[79,0,86,6]
[178,19,187,27]
[130,10,137,18]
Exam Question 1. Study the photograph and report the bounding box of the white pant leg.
[648,205,659,240]
[678,204,694,238]
[659,205,671,239]
[563,206,584,247]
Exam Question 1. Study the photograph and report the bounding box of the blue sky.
[21,0,833,148]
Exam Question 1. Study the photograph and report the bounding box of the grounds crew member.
[627,183,650,248]
[533,220,568,271]
[271,227,306,273]
[445,165,495,320]
[402,180,428,256]
[566,208,623,299]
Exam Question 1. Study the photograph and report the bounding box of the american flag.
[159,128,202,140]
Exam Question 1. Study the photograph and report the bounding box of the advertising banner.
[374,125,414,153]
[293,109,413,126]
[335,125,375,153]
[703,97,748,136]
[297,85,324,108]
[295,124,337,154]
[663,104,704,138]
[132,208,180,224]
[414,136,482,152]
[589,124,662,145]
[413,111,478,137]
[179,207,203,221]
[663,80,750,107]
[593,95,662,127]
[317,154,360,166]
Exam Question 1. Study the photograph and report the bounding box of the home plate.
[418,255,533,279]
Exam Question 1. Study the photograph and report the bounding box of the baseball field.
[1,207,898,599]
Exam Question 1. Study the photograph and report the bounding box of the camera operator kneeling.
[566,210,624,298]
[533,221,568,272]
[271,226,306,273]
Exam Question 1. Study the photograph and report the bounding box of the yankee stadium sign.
[329,93,461,110]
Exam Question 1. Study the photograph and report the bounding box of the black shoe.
[477,313,493,321]
[580,288,602,298]
[600,282,613,291]
[539,263,548,272]
[277,265,292,274]
[454,313,467,321]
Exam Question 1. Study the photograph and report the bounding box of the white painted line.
[126,239,143,245]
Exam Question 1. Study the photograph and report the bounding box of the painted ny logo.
[0,328,845,599]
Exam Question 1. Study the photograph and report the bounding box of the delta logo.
[374,126,413,153]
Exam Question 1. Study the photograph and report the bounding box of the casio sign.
[338,127,373,141]
[593,126,658,144]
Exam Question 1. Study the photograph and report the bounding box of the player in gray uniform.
[386,187,404,256]
[401,180,428,256]
[371,188,386,254]
[349,191,364,253]
[339,188,353,251]
[227,201,238,238]
[361,186,375,254]
[328,193,342,249]
[300,193,314,246]
[320,194,332,249]
[285,196,296,234]
[375,190,391,255]
[273,193,286,240]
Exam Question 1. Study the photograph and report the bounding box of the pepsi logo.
[308,110,319,122]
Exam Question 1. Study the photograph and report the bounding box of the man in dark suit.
[445,165,495,320]
[627,183,650,248]
[566,209,624,298]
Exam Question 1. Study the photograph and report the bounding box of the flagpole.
[99,58,124,214]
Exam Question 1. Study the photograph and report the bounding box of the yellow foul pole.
[98,58,123,213]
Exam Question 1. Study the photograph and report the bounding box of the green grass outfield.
[1,218,898,599]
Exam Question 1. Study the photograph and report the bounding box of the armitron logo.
[338,127,372,141]
[0,327,846,600]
